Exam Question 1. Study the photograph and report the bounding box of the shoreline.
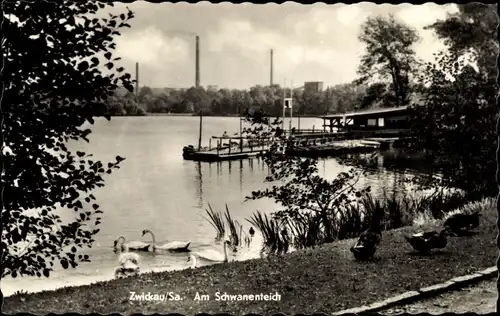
[4,203,497,314]
[139,113,323,118]
[1,243,269,298]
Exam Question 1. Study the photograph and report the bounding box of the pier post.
[228,142,231,155]
[209,138,212,151]
[198,109,203,151]
[239,115,243,152]
[217,139,220,156]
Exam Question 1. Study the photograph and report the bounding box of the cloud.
[104,3,460,89]
[114,26,191,66]
[395,3,458,27]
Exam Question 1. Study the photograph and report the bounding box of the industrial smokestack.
[135,62,139,98]
[195,36,200,88]
[270,49,274,86]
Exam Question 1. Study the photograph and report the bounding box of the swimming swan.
[141,229,191,252]
[114,235,151,252]
[114,252,140,278]
[187,240,231,268]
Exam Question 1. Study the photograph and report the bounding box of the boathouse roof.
[319,105,409,119]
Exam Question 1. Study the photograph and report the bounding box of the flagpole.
[282,78,286,131]
[289,80,293,131]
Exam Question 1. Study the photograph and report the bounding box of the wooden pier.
[183,106,411,162]
[182,133,399,162]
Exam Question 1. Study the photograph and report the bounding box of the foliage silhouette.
[241,110,371,248]
[405,4,498,199]
[1,1,134,278]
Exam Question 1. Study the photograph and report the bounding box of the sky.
[101,1,459,90]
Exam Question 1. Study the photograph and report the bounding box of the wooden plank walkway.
[183,139,389,162]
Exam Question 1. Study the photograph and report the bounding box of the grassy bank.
[3,199,497,314]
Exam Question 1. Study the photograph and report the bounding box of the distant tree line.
[105,82,404,117]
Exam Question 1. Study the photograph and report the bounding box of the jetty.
[183,106,411,162]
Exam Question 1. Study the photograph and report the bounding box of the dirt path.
[381,279,497,314]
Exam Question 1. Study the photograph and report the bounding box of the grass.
[4,198,497,314]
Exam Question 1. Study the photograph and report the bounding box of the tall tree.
[356,14,420,107]
[406,4,498,199]
[426,3,497,77]
[1,1,134,278]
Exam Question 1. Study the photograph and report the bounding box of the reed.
[224,204,241,247]
[444,196,495,220]
[204,204,247,250]
[204,204,225,241]
[244,189,471,255]
[246,211,281,248]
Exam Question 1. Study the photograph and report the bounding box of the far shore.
[143,112,323,118]
[4,199,497,314]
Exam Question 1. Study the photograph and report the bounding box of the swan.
[141,229,191,252]
[114,235,151,252]
[187,240,231,268]
[114,252,141,278]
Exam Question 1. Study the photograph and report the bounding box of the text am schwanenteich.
[194,291,281,301]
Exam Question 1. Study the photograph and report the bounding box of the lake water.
[2,116,411,297]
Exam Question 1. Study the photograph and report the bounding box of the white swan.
[141,229,191,252]
[114,252,140,278]
[114,235,151,252]
[187,240,231,268]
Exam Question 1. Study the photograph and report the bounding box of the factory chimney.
[195,36,200,88]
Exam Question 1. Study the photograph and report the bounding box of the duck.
[141,229,191,253]
[113,236,151,252]
[443,211,482,236]
[350,209,383,261]
[187,240,231,268]
[405,229,449,254]
[249,227,255,237]
[114,252,140,278]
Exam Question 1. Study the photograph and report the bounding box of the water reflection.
[191,158,271,209]
[196,161,203,208]
[190,151,422,221]
[239,160,243,192]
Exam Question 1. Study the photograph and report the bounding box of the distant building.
[304,81,324,92]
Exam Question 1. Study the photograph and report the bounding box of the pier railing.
[194,128,410,156]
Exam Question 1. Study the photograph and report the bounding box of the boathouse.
[319,105,410,137]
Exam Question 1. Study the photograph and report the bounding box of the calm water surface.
[2,116,410,296]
